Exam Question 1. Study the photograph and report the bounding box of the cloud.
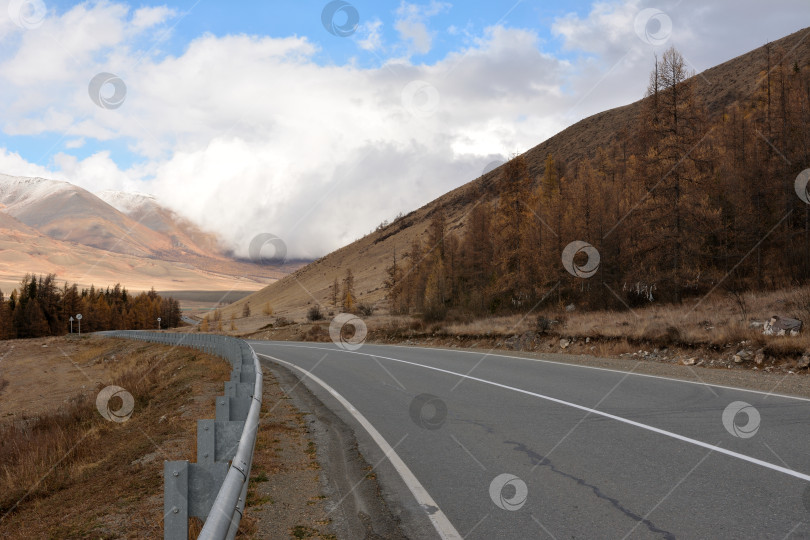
[0,0,807,260]
[356,18,384,51]
[394,0,451,55]
[64,137,85,149]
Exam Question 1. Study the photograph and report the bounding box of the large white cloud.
[0,0,806,259]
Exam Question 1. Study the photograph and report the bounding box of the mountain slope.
[0,209,266,293]
[220,27,810,323]
[96,190,222,258]
[0,175,172,257]
[0,176,292,293]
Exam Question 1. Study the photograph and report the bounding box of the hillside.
[0,175,173,258]
[0,210,271,293]
[221,27,810,323]
[0,175,291,293]
[96,190,222,258]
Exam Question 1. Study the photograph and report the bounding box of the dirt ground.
[0,336,119,419]
[239,367,334,539]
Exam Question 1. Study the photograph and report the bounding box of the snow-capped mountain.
[0,173,288,292]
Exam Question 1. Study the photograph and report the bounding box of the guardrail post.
[216,396,252,422]
[197,419,246,466]
[164,461,189,540]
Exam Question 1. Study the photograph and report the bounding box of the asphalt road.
[250,340,810,539]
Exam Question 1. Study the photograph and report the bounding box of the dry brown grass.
[559,287,810,353]
[0,338,231,538]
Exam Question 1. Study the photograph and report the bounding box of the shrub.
[357,303,374,317]
[536,316,553,334]
[307,305,324,321]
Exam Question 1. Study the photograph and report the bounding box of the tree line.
[384,46,810,320]
[0,274,182,339]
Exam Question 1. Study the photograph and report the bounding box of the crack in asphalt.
[505,440,676,540]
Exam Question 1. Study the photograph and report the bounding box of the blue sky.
[1,0,808,257]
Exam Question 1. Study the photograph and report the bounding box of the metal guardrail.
[100,331,263,540]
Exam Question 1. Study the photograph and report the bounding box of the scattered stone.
[559,338,570,349]
[763,315,803,336]
[798,354,810,370]
[586,337,591,343]
[682,357,697,366]
[754,349,765,365]
[733,350,753,364]
[565,304,576,312]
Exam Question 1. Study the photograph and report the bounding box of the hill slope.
[222,27,810,323]
[0,175,292,293]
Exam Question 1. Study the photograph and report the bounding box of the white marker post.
[76,313,82,335]
[69,316,74,334]
[157,317,161,330]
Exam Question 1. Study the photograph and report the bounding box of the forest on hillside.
[0,274,182,339]
[384,46,810,320]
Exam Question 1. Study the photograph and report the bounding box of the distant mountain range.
[0,174,291,293]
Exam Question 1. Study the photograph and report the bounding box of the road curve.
[249,340,810,539]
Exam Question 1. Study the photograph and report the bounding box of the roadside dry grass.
[243,287,810,372]
[0,336,231,538]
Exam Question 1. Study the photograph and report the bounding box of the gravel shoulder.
[248,358,408,539]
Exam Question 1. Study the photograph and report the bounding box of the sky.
[0,0,808,259]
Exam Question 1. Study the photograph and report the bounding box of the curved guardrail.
[100,331,262,540]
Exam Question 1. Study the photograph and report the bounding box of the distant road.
[251,341,810,539]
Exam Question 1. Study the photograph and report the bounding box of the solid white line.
[382,343,810,403]
[260,344,810,483]
[257,353,463,540]
[250,340,810,403]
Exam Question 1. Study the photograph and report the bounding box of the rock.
[565,304,576,312]
[682,357,697,366]
[733,350,753,364]
[586,337,591,343]
[559,338,570,349]
[763,315,803,336]
[798,355,810,369]
[754,349,765,365]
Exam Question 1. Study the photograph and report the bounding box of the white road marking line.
[257,353,463,540]
[380,343,810,403]
[247,340,810,403]
[262,343,810,483]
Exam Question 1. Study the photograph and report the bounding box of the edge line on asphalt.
[257,353,463,540]
[249,340,810,403]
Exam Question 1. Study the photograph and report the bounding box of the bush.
[536,316,552,334]
[307,305,324,321]
[357,303,374,317]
